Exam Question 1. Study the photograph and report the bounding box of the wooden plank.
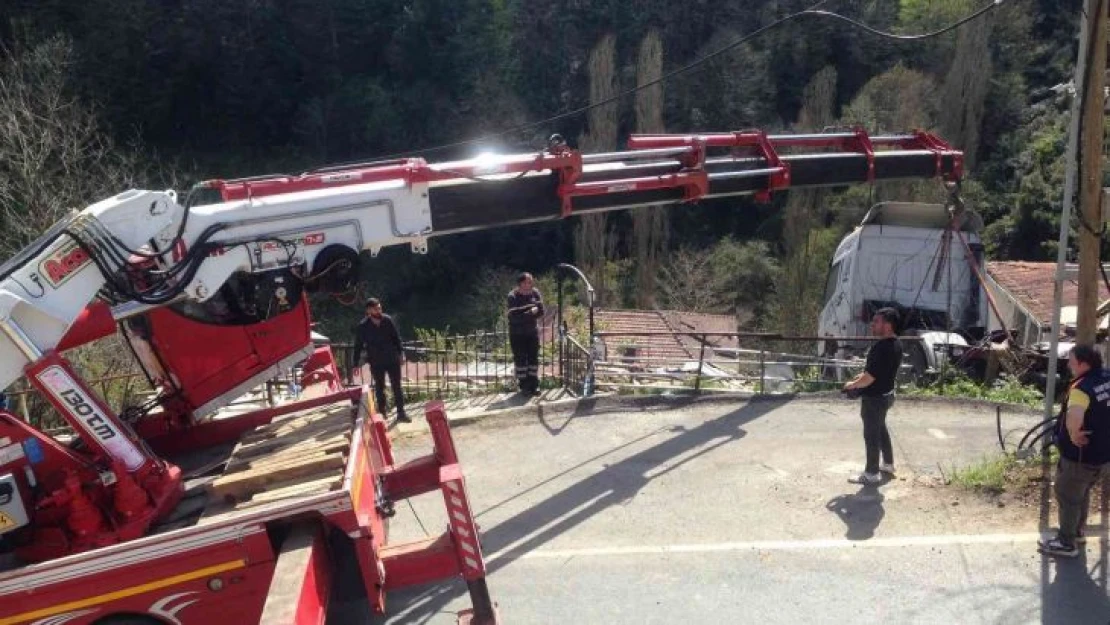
[222,442,351,475]
[239,475,343,506]
[259,521,330,625]
[234,424,352,460]
[239,404,351,439]
[233,428,350,461]
[230,434,351,469]
[214,451,345,488]
[209,453,346,503]
[199,475,342,521]
[239,413,339,444]
[197,402,356,520]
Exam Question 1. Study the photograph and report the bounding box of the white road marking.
[487,532,1086,562]
[928,428,950,439]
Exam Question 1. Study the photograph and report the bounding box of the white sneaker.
[879,463,895,475]
[849,472,882,485]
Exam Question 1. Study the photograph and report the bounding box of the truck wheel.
[906,343,929,381]
[820,340,840,381]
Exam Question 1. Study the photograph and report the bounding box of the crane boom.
[0,129,961,394]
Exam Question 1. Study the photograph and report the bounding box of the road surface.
[359,395,1110,625]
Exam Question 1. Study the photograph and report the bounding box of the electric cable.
[363,0,1008,161]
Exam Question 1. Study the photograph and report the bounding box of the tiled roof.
[595,309,737,363]
[986,261,1110,327]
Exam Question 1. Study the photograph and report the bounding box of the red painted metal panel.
[0,531,275,625]
[143,298,311,414]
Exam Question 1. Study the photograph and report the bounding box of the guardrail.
[333,319,561,401]
[562,335,593,396]
[590,331,923,395]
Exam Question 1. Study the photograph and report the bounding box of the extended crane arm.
[0,128,962,396]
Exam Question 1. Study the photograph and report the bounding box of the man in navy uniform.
[1039,344,1110,557]
[506,273,544,395]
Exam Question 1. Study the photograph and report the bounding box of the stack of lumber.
[200,404,354,519]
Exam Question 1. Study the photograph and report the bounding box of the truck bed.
[152,401,355,534]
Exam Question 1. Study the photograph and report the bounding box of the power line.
[803,1,1006,42]
[368,0,1009,161]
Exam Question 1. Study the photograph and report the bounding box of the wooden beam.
[259,521,331,625]
[1076,0,1108,344]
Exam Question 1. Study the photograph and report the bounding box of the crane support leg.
[377,402,499,624]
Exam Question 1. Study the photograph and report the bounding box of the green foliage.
[902,369,1043,408]
[947,447,1051,495]
[791,365,839,393]
[656,237,780,322]
[766,227,839,335]
[980,100,1068,260]
[947,452,1020,494]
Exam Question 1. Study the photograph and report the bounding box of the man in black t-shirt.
[843,307,903,485]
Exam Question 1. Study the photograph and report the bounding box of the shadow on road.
[375,398,781,623]
[1037,439,1110,625]
[1041,550,1110,625]
[825,483,887,541]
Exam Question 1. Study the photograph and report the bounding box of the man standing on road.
[352,298,409,423]
[843,307,903,485]
[1039,345,1110,558]
[507,272,544,396]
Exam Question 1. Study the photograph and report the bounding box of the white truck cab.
[817,201,988,377]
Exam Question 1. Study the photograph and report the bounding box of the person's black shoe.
[1038,536,1079,558]
[396,413,412,423]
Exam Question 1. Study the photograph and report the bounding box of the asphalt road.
[358,396,1110,625]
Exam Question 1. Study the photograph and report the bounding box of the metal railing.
[590,331,922,395]
[334,319,561,401]
[561,335,593,396]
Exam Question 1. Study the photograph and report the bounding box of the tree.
[939,6,995,168]
[656,247,721,313]
[574,33,620,306]
[631,29,668,309]
[767,229,842,336]
[709,238,781,326]
[656,238,780,321]
[837,64,947,208]
[0,35,176,424]
[0,35,176,257]
[777,67,838,336]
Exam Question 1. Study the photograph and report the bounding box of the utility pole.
[1045,0,1103,417]
[1076,0,1108,345]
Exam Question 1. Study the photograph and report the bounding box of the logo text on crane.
[39,243,92,288]
[35,366,147,471]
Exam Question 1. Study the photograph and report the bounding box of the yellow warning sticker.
[0,512,16,530]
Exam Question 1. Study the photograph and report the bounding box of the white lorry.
[817,201,989,377]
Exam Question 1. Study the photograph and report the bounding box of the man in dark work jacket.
[352,298,409,422]
[843,307,903,485]
[1039,345,1110,558]
[506,272,544,395]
